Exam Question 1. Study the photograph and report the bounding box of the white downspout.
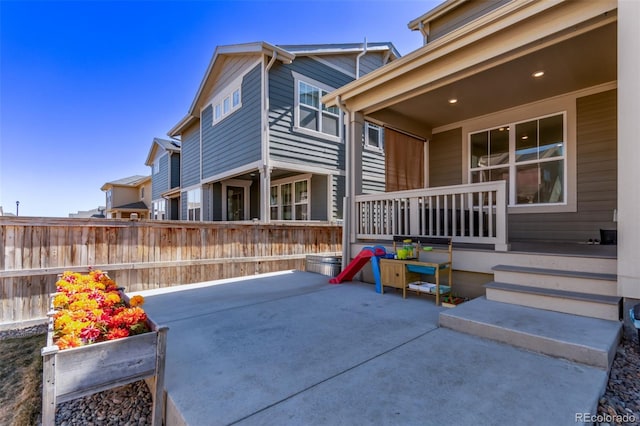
[355,38,367,79]
[261,51,278,222]
[419,22,428,45]
[337,95,351,270]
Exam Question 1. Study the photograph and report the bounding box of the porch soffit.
[324,0,617,129]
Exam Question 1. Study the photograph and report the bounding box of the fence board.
[0,218,341,324]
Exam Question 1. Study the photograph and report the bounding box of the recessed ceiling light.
[532,70,545,78]
[522,135,529,140]
[448,98,458,104]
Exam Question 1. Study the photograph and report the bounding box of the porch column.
[618,0,640,300]
[347,111,364,244]
[260,166,271,222]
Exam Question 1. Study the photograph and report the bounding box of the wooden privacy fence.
[0,217,342,325]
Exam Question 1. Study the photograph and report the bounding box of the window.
[152,158,160,175]
[232,89,240,108]
[365,123,383,149]
[106,189,112,209]
[152,200,165,220]
[270,177,310,220]
[469,112,565,206]
[140,187,145,199]
[212,85,241,124]
[187,188,201,221]
[297,80,340,138]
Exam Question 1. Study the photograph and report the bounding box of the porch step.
[485,281,621,321]
[439,297,622,369]
[492,265,617,296]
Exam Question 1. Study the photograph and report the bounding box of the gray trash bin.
[305,255,342,277]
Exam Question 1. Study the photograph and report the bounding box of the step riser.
[493,271,617,297]
[486,288,620,321]
[439,313,617,369]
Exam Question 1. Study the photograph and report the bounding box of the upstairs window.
[296,79,340,139]
[152,158,160,175]
[212,84,241,125]
[469,112,566,206]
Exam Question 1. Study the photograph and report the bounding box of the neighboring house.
[68,207,106,218]
[145,138,181,220]
[167,41,399,222]
[100,175,151,219]
[323,1,640,322]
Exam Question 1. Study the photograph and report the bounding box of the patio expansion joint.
[226,326,440,425]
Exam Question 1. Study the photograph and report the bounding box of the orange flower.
[56,334,82,350]
[129,295,144,307]
[106,328,130,340]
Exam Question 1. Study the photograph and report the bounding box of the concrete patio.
[139,270,611,426]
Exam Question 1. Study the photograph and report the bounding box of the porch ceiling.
[367,22,616,130]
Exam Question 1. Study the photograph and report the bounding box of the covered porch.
[322,1,632,264]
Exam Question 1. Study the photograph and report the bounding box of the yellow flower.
[53,293,69,309]
[129,295,144,307]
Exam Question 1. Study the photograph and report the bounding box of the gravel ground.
[2,324,639,425]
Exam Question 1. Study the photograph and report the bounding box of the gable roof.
[145,137,181,166]
[100,175,150,191]
[168,41,400,138]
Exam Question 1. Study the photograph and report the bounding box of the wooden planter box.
[441,297,467,308]
[41,292,168,426]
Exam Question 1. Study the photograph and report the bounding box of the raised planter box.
[41,290,168,426]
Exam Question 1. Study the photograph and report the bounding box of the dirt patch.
[0,333,45,426]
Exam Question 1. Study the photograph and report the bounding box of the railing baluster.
[488,191,494,238]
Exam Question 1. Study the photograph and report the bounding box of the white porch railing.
[354,181,508,251]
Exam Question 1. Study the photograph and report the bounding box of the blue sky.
[0,0,440,217]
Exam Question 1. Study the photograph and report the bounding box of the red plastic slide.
[329,247,385,284]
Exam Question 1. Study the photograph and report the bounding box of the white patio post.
[348,112,364,245]
[618,0,640,304]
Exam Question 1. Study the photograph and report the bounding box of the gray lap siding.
[201,65,262,180]
[151,155,169,200]
[268,57,351,171]
[181,124,201,188]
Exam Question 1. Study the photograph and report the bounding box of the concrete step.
[492,265,617,296]
[439,297,622,369]
[485,281,621,321]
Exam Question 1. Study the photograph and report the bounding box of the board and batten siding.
[151,154,169,201]
[508,89,617,242]
[268,57,352,171]
[201,64,262,179]
[181,123,201,188]
[429,128,463,187]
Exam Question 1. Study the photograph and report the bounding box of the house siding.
[509,89,617,242]
[428,0,510,43]
[181,123,201,188]
[170,154,180,188]
[362,147,385,194]
[201,64,262,179]
[268,57,352,171]
[310,175,328,221]
[429,128,463,187]
[151,154,169,200]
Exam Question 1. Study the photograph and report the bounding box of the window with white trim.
[152,158,160,175]
[187,188,201,221]
[152,200,165,220]
[365,122,384,150]
[469,112,566,206]
[212,84,241,124]
[270,177,309,220]
[297,80,340,138]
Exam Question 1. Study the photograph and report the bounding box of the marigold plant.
[52,270,149,350]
